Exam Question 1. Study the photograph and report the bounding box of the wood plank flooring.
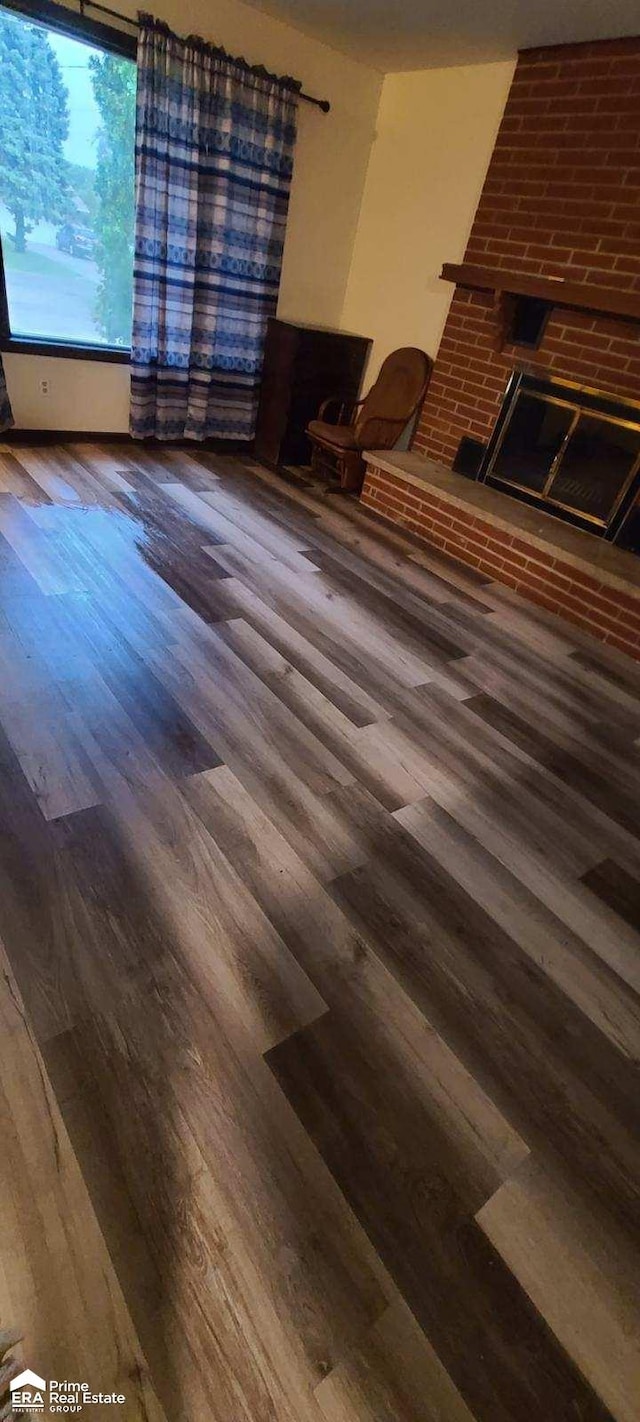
[0,440,638,1421]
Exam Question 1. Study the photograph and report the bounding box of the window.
[0,0,136,358]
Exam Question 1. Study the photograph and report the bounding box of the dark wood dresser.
[254,318,372,467]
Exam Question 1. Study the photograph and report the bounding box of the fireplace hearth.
[479,373,640,550]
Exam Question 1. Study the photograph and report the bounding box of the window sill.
[1,338,130,364]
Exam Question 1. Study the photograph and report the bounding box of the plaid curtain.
[130,15,299,441]
[0,355,13,432]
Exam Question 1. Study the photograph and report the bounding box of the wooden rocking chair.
[306,346,432,494]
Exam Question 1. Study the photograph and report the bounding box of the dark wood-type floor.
[0,440,638,1421]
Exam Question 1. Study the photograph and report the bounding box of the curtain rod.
[78,0,331,110]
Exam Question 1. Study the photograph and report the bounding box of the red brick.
[372,493,407,518]
[603,631,640,657]
[595,586,640,616]
[551,562,601,592]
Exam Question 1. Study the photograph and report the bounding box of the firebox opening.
[478,372,640,549]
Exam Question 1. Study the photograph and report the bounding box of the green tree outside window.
[0,11,69,252]
[89,52,136,347]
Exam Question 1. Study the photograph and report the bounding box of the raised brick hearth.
[414,35,640,467]
[361,454,640,661]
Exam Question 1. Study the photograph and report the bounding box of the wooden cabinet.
[254,318,371,467]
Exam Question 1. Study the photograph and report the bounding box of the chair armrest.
[318,395,366,425]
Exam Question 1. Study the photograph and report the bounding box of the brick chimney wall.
[414,37,640,466]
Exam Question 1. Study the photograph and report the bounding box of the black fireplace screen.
[481,374,640,542]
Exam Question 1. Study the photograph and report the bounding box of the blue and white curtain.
[130,15,299,441]
[0,356,13,432]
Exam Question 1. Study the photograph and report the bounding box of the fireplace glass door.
[490,393,574,496]
[484,377,640,537]
[548,414,640,524]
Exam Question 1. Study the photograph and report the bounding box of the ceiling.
[243,0,640,71]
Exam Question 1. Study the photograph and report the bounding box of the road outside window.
[0,5,136,350]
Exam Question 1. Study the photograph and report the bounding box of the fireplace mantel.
[440,262,640,326]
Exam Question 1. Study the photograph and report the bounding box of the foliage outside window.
[0,3,136,352]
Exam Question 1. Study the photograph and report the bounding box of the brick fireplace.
[414,35,640,467]
[360,34,640,661]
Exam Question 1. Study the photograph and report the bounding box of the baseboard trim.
[4,430,255,454]
[4,430,131,445]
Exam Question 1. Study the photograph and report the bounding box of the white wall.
[4,354,131,432]
[340,62,515,386]
[4,0,382,430]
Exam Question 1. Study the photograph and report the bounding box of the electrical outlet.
[39,379,50,397]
